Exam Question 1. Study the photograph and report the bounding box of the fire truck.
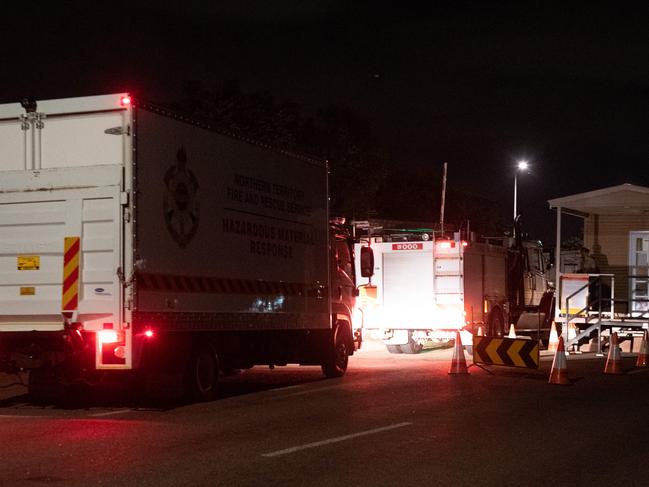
[0,93,361,402]
[354,224,555,353]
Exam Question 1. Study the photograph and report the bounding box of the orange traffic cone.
[636,331,649,367]
[449,330,469,374]
[548,321,559,352]
[508,324,517,338]
[548,336,570,385]
[604,332,623,375]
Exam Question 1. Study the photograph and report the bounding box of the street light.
[513,160,529,221]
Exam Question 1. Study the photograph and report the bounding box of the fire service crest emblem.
[163,146,200,247]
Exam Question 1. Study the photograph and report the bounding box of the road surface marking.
[628,368,649,375]
[261,422,413,457]
[278,384,307,391]
[280,385,341,398]
[89,409,132,417]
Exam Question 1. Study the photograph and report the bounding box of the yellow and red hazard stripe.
[62,236,81,313]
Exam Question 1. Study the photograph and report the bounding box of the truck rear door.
[382,242,435,329]
[0,95,130,336]
[0,187,123,331]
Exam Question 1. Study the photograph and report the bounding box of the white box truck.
[0,93,360,401]
[354,226,555,353]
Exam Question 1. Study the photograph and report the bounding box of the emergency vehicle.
[354,224,554,353]
[0,93,360,402]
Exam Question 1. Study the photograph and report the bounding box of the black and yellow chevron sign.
[473,336,539,369]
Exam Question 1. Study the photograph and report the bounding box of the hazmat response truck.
[354,224,554,353]
[0,93,361,402]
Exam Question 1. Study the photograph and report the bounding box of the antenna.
[440,162,448,237]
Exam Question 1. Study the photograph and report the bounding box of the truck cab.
[329,219,362,351]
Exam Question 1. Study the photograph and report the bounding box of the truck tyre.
[400,332,423,354]
[28,367,66,405]
[488,309,505,337]
[322,324,350,378]
[185,346,219,402]
[386,345,403,354]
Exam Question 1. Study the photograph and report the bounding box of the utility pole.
[440,162,448,237]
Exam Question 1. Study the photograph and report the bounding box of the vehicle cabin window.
[527,247,541,272]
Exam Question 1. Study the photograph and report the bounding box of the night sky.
[3,1,648,243]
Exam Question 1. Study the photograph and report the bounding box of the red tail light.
[120,95,132,106]
[98,330,119,344]
[144,329,154,338]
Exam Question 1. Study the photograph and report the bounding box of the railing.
[564,274,615,355]
[562,273,649,353]
[564,274,614,324]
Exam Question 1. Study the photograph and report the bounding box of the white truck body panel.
[0,184,123,332]
[0,94,130,171]
[0,95,129,331]
[374,242,436,329]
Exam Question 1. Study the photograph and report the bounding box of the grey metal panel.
[134,108,330,330]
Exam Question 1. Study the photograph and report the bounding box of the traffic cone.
[508,324,516,338]
[548,336,570,385]
[476,325,484,336]
[636,331,649,367]
[548,321,559,352]
[448,330,469,375]
[604,332,623,375]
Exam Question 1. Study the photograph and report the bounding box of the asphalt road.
[1,341,649,487]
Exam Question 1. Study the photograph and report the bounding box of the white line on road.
[89,409,132,417]
[628,368,649,375]
[280,385,341,398]
[276,384,308,391]
[261,422,413,457]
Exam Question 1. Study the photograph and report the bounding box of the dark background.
[2,1,648,244]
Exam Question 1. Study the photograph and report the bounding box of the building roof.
[548,183,649,216]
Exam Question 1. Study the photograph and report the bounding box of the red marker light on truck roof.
[144,329,154,338]
[120,95,132,106]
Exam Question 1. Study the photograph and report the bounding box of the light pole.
[513,160,529,221]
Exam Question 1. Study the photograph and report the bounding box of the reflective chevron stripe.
[473,336,539,369]
[61,237,81,312]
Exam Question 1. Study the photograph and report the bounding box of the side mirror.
[360,246,374,278]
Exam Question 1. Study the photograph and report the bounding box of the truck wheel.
[400,332,423,354]
[386,345,403,354]
[185,347,219,402]
[28,367,66,404]
[322,325,350,378]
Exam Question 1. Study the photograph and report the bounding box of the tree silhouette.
[169,80,387,218]
[167,81,501,236]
